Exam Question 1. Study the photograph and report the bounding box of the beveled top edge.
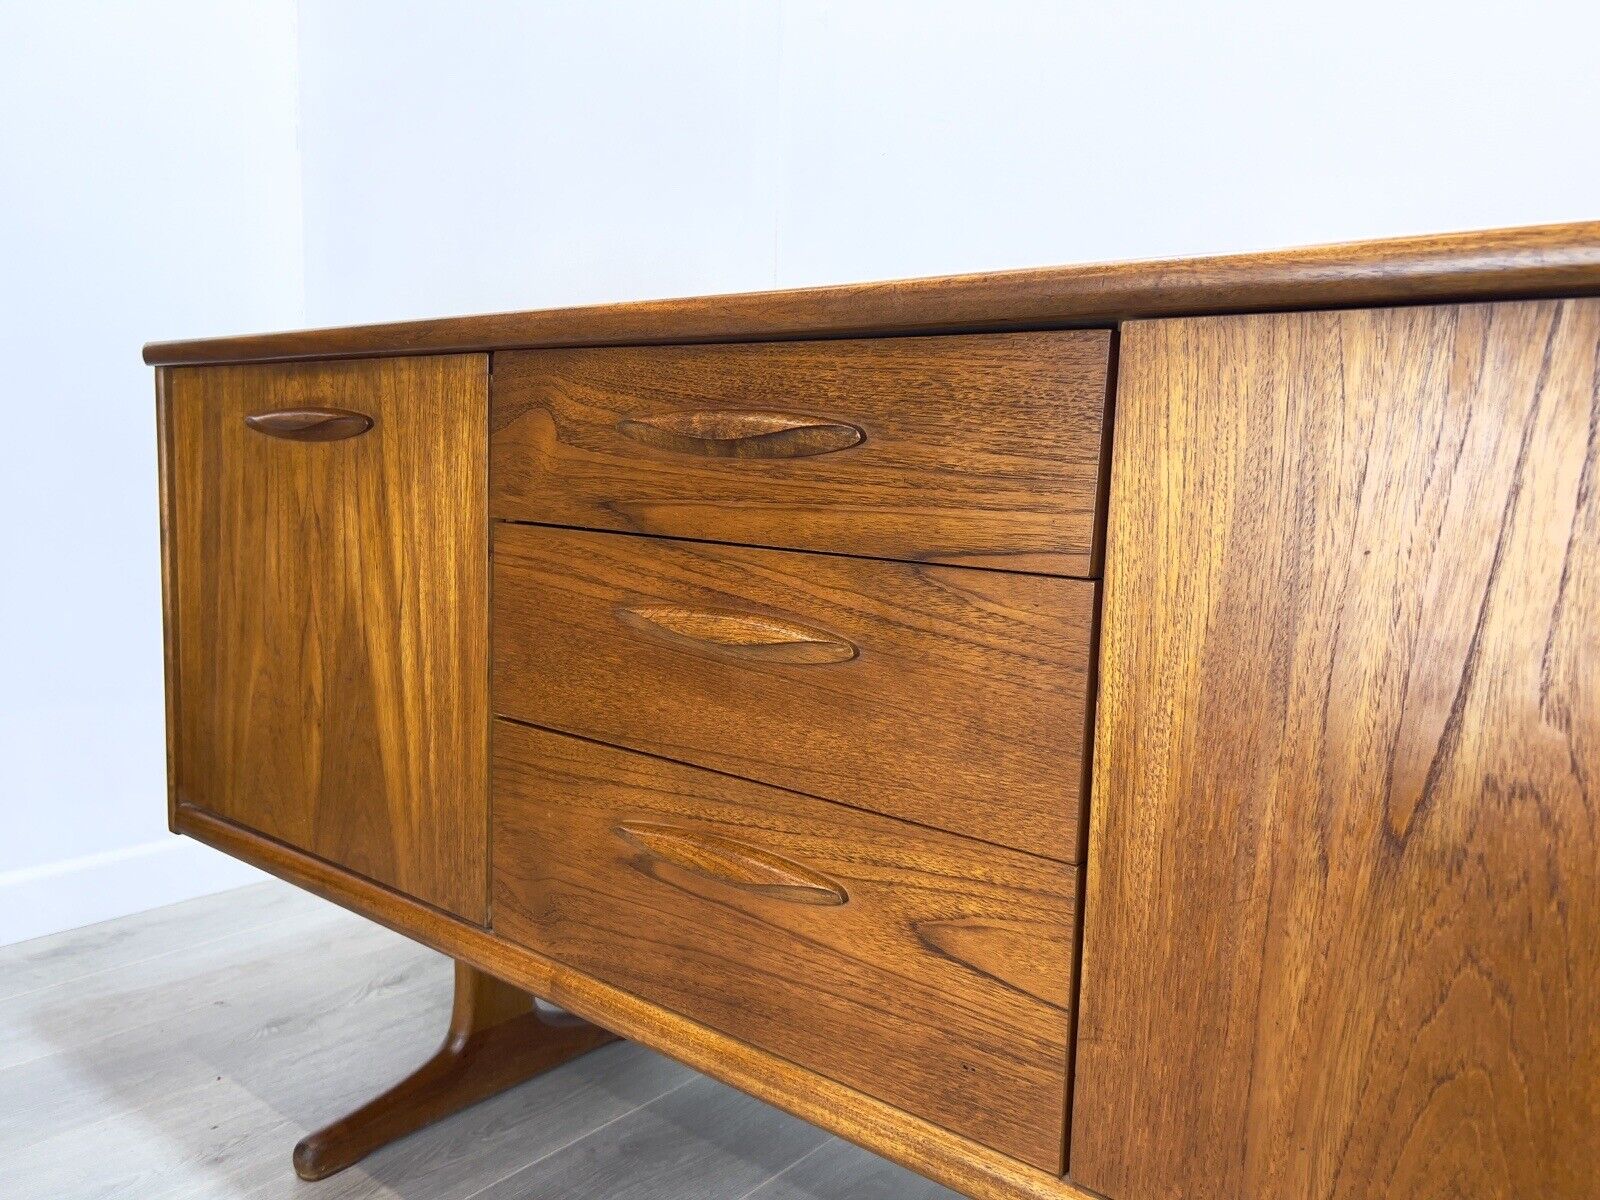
[144,221,1600,366]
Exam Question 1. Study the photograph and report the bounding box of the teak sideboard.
[145,224,1600,1200]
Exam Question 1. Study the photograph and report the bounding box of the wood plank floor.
[0,880,958,1199]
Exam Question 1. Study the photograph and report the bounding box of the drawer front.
[492,524,1095,861]
[490,331,1111,575]
[492,721,1076,1172]
[165,356,489,921]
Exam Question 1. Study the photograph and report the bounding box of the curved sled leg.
[293,960,618,1181]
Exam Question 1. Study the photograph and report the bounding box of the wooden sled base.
[293,960,619,1181]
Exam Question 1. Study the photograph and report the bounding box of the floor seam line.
[0,903,337,1005]
[0,933,430,1073]
[455,1072,700,1200]
[732,1138,831,1200]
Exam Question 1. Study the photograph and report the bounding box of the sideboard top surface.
[144,221,1600,366]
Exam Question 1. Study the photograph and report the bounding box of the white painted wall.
[296,1,784,322]
[6,0,1599,944]
[0,1,301,944]
[296,0,1600,326]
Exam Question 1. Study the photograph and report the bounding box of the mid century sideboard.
[145,224,1600,1199]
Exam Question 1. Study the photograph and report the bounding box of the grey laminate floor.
[0,880,959,1199]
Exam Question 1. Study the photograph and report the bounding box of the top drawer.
[491,331,1111,575]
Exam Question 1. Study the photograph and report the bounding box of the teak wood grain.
[143,221,1600,365]
[492,524,1095,860]
[490,332,1111,575]
[292,961,616,1180]
[1071,301,1600,1199]
[164,356,490,921]
[490,722,1077,1173]
[173,804,1093,1200]
[150,225,1600,1200]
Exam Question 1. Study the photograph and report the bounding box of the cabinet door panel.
[1072,302,1600,1198]
[164,355,488,922]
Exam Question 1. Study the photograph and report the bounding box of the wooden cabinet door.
[162,356,489,922]
[1071,302,1600,1198]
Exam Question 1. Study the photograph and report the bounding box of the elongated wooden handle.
[616,822,849,906]
[245,407,374,441]
[616,603,858,664]
[616,409,864,459]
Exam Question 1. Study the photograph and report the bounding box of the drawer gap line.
[490,518,1104,583]
[490,715,1085,869]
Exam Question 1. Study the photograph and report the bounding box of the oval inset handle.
[616,603,858,664]
[616,409,864,459]
[617,822,849,907]
[245,407,374,442]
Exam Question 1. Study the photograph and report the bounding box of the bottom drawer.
[491,721,1076,1172]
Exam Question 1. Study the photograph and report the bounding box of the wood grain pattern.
[1071,301,1600,1199]
[243,407,374,442]
[297,1040,693,1200]
[614,602,859,664]
[490,332,1110,574]
[615,409,865,458]
[0,883,701,1200]
[155,367,180,831]
[292,961,616,1180]
[144,221,1600,365]
[174,804,1094,1200]
[492,524,1094,859]
[491,722,1076,1173]
[615,822,852,906]
[165,356,489,921]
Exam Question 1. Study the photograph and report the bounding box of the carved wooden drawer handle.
[617,822,849,906]
[616,603,858,664]
[244,407,374,441]
[616,409,864,459]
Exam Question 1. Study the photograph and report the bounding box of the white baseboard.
[0,836,268,947]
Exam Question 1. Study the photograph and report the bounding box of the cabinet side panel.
[168,355,489,922]
[156,366,180,832]
[1071,303,1600,1198]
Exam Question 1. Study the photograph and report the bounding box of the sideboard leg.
[292,960,618,1181]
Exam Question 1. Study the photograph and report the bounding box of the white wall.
[0,1,301,944]
[6,0,1599,945]
[295,0,1600,326]
[296,1,784,322]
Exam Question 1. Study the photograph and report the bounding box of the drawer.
[491,721,1076,1172]
[490,331,1111,575]
[492,524,1095,861]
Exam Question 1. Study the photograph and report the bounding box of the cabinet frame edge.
[172,803,1104,1200]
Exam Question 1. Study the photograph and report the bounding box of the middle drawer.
[492,524,1094,861]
